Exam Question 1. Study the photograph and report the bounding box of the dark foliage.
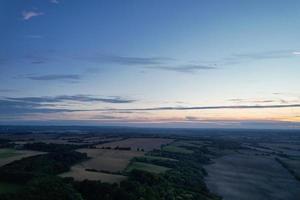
[23,142,81,152]
[0,151,88,183]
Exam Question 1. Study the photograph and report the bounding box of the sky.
[0,0,300,129]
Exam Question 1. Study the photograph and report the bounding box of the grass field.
[0,148,45,167]
[96,138,174,152]
[126,162,170,174]
[163,145,193,154]
[143,155,177,161]
[0,149,21,159]
[59,166,126,183]
[0,182,22,194]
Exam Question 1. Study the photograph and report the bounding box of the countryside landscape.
[1,0,300,199]
[0,127,299,199]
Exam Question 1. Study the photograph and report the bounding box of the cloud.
[185,116,199,121]
[90,115,125,120]
[24,35,44,39]
[232,50,292,60]
[211,50,297,67]
[22,11,44,20]
[79,54,172,65]
[104,104,300,112]
[5,95,135,104]
[26,74,81,81]
[293,52,300,55]
[0,95,135,117]
[0,89,18,93]
[0,99,79,115]
[148,64,217,73]
[50,0,59,4]
[228,98,276,103]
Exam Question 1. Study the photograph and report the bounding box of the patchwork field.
[0,148,45,167]
[59,165,126,183]
[143,155,177,161]
[76,148,144,172]
[96,138,174,151]
[126,161,170,174]
[204,153,300,200]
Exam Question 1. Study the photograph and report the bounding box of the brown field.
[204,153,300,200]
[60,148,143,183]
[76,148,144,172]
[0,149,45,167]
[59,165,126,183]
[96,138,174,151]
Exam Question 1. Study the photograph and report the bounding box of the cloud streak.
[6,95,135,104]
[26,74,81,81]
[103,104,300,112]
[0,95,136,116]
[148,64,217,73]
[79,54,172,65]
[22,11,44,20]
[50,0,59,4]
[0,89,18,93]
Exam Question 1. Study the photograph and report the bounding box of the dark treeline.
[0,151,88,183]
[23,142,82,152]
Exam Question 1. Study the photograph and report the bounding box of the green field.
[163,145,193,154]
[126,161,170,174]
[143,155,178,161]
[0,182,22,194]
[0,149,20,159]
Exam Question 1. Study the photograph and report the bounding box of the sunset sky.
[1,0,300,128]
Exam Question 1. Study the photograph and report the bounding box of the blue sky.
[1,0,300,128]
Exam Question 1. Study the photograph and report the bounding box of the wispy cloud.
[79,54,172,65]
[293,52,300,55]
[232,50,292,60]
[0,89,18,93]
[26,74,81,81]
[103,104,300,112]
[0,95,135,116]
[210,50,298,67]
[228,98,276,104]
[5,95,135,104]
[148,64,217,73]
[50,0,59,4]
[0,99,79,115]
[22,10,44,20]
[24,35,44,39]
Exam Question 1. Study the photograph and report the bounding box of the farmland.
[126,161,170,174]
[0,148,45,167]
[204,137,300,200]
[60,165,126,183]
[75,148,144,172]
[0,127,299,200]
[59,137,173,182]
